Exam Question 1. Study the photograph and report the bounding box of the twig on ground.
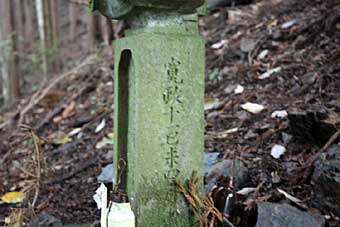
[306,130,340,165]
[298,130,340,183]
[19,125,46,209]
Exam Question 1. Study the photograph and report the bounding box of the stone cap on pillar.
[90,0,205,19]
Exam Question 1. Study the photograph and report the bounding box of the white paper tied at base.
[108,202,135,227]
[93,184,107,209]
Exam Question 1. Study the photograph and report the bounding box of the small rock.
[241,102,265,114]
[271,110,288,118]
[211,40,227,49]
[301,72,317,85]
[97,164,115,184]
[204,98,221,111]
[255,202,326,227]
[272,30,283,40]
[240,37,257,53]
[224,84,237,94]
[28,211,63,227]
[244,130,257,140]
[234,84,244,94]
[281,132,293,145]
[259,67,282,80]
[204,152,220,176]
[283,161,299,175]
[220,66,231,75]
[236,111,250,121]
[258,49,269,59]
[271,144,286,159]
[312,145,340,217]
[271,171,281,184]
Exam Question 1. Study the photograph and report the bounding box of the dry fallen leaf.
[53,116,63,123]
[68,128,82,136]
[62,101,76,118]
[95,119,106,133]
[237,187,256,196]
[277,188,301,204]
[49,132,72,145]
[1,192,25,204]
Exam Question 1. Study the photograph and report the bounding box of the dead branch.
[306,130,340,165]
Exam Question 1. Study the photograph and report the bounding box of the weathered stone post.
[91,1,205,226]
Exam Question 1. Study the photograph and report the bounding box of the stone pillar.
[92,1,205,226]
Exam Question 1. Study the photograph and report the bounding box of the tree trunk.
[0,0,20,106]
[88,12,102,48]
[103,18,114,46]
[35,0,48,78]
[23,0,35,48]
[14,0,25,53]
[49,0,61,74]
[69,3,77,41]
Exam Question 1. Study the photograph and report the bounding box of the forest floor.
[0,0,339,226]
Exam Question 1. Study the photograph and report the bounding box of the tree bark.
[23,0,35,47]
[88,12,102,48]
[69,3,77,41]
[0,0,20,106]
[103,18,114,46]
[14,0,25,53]
[35,0,48,78]
[49,0,61,74]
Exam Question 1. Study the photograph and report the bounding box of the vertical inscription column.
[163,57,182,184]
[163,58,183,224]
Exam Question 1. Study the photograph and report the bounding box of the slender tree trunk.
[69,3,77,41]
[49,0,61,74]
[88,12,102,48]
[14,0,25,53]
[35,0,48,78]
[103,18,114,46]
[0,0,20,106]
[23,0,35,48]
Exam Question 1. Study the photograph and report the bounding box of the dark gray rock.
[255,202,326,227]
[205,159,250,193]
[204,152,220,176]
[312,144,340,217]
[208,0,254,10]
[28,211,63,227]
[97,164,115,184]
